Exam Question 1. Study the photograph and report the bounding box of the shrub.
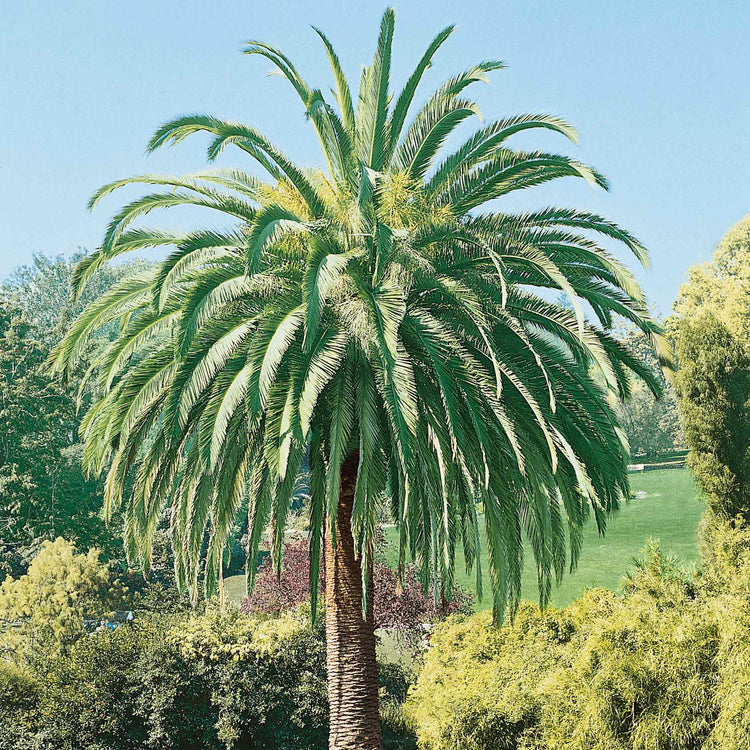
[379,659,418,746]
[0,661,38,750]
[536,558,719,750]
[405,603,578,749]
[406,542,750,750]
[1,556,420,749]
[39,620,166,749]
[3,607,329,749]
[170,608,329,749]
[241,539,471,629]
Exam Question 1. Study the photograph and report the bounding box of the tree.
[0,304,113,578]
[674,314,750,519]
[2,250,151,345]
[0,538,128,657]
[52,11,666,747]
[0,254,153,579]
[613,324,683,458]
[674,215,750,346]
[673,217,750,520]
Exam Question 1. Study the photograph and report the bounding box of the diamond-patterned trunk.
[324,451,382,749]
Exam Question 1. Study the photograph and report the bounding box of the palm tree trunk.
[325,451,382,750]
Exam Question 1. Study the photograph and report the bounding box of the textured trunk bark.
[325,451,382,750]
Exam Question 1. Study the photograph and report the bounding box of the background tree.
[0,254,154,579]
[674,314,749,520]
[612,323,683,458]
[0,305,112,578]
[674,214,750,345]
[2,251,151,344]
[673,216,750,521]
[0,538,128,658]
[52,10,667,748]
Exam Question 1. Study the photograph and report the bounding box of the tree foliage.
[0,254,153,579]
[672,216,750,521]
[405,537,750,749]
[0,305,114,578]
[2,251,151,344]
[0,538,128,657]
[674,215,750,346]
[612,323,683,458]
[674,314,749,519]
[52,9,667,621]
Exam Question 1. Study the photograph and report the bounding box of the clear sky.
[2,0,748,314]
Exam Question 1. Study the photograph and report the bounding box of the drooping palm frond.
[53,8,670,620]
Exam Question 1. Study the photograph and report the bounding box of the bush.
[171,608,329,749]
[405,603,577,749]
[0,661,38,750]
[379,659,418,747]
[39,620,167,749]
[241,539,472,630]
[406,541,750,749]
[0,541,420,749]
[536,558,719,749]
[2,608,329,750]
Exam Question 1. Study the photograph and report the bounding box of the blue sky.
[2,0,747,314]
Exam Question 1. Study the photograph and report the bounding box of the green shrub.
[0,661,38,750]
[39,620,164,749]
[406,541,750,750]
[5,607,329,749]
[405,603,578,749]
[176,609,329,749]
[536,558,720,749]
[379,659,418,747]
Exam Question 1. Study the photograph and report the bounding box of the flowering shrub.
[171,607,308,661]
[240,542,314,615]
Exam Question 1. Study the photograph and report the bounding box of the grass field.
[223,574,249,603]
[225,468,703,609]
[382,467,704,608]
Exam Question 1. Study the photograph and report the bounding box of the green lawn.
[223,574,249,603]
[225,468,703,609]
[383,467,704,608]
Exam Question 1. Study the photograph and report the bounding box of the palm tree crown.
[53,8,669,620]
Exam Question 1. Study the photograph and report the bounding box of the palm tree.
[53,10,669,748]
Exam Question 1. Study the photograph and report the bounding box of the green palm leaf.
[53,8,670,636]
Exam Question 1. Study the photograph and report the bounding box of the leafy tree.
[0,538,128,657]
[2,250,151,344]
[613,324,683,458]
[0,305,114,577]
[672,217,750,522]
[674,313,749,519]
[674,214,750,346]
[0,254,154,579]
[52,10,666,747]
